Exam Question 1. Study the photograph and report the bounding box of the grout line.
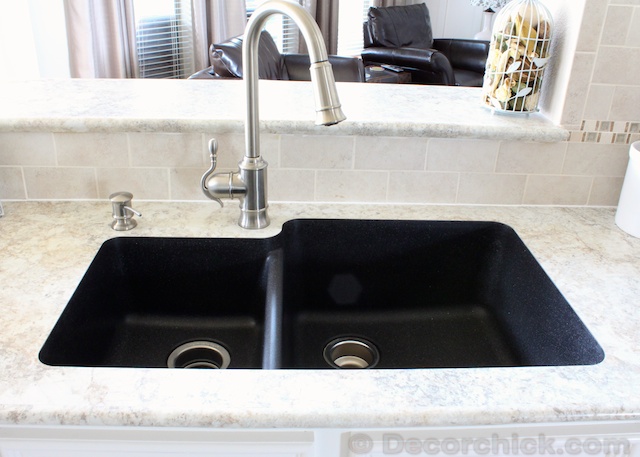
[424,138,430,171]
[519,174,529,206]
[493,141,501,172]
[51,133,59,167]
[21,167,28,200]
[586,176,596,206]
[93,168,100,199]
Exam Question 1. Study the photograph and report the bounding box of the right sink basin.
[279,219,604,369]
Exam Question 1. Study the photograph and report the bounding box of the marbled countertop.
[0,79,568,142]
[0,201,638,428]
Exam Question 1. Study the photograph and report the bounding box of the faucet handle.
[109,191,141,231]
[201,138,224,207]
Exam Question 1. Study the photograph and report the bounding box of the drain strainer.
[323,337,379,369]
[167,341,231,369]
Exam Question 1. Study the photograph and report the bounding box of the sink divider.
[261,248,284,369]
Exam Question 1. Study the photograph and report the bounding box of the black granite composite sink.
[39,219,604,369]
[39,237,273,368]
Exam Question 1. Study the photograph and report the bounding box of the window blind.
[337,0,373,57]
[246,0,301,54]
[133,0,194,79]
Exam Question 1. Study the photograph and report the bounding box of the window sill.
[0,79,568,143]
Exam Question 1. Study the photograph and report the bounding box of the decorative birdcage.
[481,0,553,113]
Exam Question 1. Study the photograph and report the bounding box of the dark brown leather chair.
[361,4,490,86]
[190,31,365,83]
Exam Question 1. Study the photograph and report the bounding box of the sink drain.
[323,337,379,369]
[167,341,231,369]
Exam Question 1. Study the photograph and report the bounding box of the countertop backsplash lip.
[0,79,569,142]
[0,201,638,429]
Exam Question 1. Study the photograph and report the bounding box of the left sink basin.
[39,237,272,368]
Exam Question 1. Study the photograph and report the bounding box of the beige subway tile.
[564,143,630,177]
[584,85,615,120]
[427,138,498,172]
[388,171,458,203]
[0,133,55,166]
[354,136,426,170]
[97,168,169,200]
[576,0,608,52]
[560,53,596,126]
[259,134,281,168]
[524,175,592,205]
[593,47,640,85]
[589,177,624,206]
[24,167,97,199]
[55,133,129,167]
[281,135,354,169]
[315,170,387,202]
[129,133,204,168]
[610,86,640,121]
[170,168,209,201]
[458,173,526,204]
[496,142,566,174]
[268,169,315,202]
[626,7,640,47]
[601,6,633,46]
[0,167,25,199]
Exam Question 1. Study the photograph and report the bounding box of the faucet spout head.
[310,61,346,126]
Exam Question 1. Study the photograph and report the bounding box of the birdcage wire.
[481,0,553,113]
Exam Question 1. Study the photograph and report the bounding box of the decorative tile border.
[570,120,640,144]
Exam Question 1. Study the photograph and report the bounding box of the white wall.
[424,0,485,39]
[538,0,586,125]
[0,2,40,79]
[0,0,69,80]
[28,0,70,79]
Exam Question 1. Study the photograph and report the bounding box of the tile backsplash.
[570,120,640,145]
[0,131,628,207]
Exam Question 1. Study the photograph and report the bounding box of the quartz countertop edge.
[0,79,568,142]
[0,201,638,429]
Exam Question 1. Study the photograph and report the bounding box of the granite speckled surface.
[0,201,638,428]
[0,79,568,142]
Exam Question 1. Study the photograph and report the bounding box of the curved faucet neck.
[242,0,343,159]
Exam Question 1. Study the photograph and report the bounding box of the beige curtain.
[64,0,246,78]
[303,0,339,55]
[373,0,414,6]
[192,0,247,71]
[64,0,138,78]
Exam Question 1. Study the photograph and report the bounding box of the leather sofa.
[361,4,490,86]
[190,31,366,83]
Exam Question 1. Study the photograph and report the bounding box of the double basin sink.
[39,219,604,370]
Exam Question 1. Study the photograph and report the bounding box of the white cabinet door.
[0,427,314,457]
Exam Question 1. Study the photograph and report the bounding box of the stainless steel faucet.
[201,0,346,229]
